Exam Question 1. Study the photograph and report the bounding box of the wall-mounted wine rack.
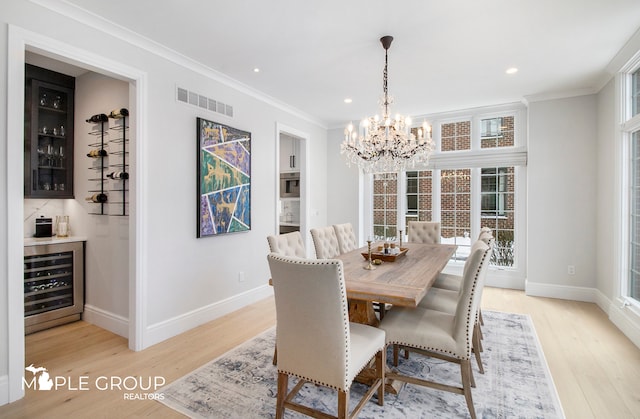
[86,108,129,216]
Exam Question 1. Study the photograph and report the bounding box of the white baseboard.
[83,305,129,338]
[144,284,273,349]
[608,299,640,349]
[0,374,8,406]
[524,280,598,302]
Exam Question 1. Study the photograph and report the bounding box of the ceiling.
[60,0,640,127]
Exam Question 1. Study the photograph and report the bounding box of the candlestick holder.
[364,239,376,270]
[399,229,403,249]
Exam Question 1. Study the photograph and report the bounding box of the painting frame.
[196,117,251,238]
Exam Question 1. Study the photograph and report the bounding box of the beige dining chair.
[432,228,493,291]
[266,231,307,365]
[432,228,494,330]
[378,240,491,419]
[417,238,493,373]
[407,221,441,244]
[310,226,341,259]
[267,253,385,419]
[333,223,358,254]
[267,231,306,258]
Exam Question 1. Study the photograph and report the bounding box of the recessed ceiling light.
[506,67,518,75]
[253,68,260,73]
[344,98,353,104]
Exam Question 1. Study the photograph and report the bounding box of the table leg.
[348,299,379,327]
[348,299,403,394]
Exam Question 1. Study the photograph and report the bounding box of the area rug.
[157,311,565,418]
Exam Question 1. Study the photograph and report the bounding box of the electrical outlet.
[567,265,575,275]
[238,271,245,282]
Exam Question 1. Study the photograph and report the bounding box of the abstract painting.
[197,118,251,237]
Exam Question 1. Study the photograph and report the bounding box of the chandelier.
[341,36,435,173]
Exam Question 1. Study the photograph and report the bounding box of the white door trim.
[275,123,310,255]
[6,24,148,403]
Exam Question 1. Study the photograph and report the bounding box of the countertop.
[24,236,88,246]
[279,221,300,227]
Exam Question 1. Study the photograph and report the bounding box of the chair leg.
[393,344,399,366]
[338,389,349,419]
[376,348,385,406]
[472,324,484,374]
[272,346,277,365]
[276,372,288,419]
[460,360,477,419]
[479,309,484,326]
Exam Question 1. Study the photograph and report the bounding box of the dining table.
[339,242,457,327]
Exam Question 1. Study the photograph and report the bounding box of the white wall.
[326,127,362,241]
[0,1,328,403]
[596,79,618,300]
[527,95,598,291]
[69,71,130,335]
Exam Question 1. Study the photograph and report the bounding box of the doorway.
[276,124,309,254]
[6,26,146,403]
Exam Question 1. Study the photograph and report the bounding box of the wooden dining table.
[336,241,457,393]
[339,242,457,327]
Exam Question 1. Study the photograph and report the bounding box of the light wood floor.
[1,288,639,418]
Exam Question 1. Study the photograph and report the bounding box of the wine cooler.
[24,241,84,334]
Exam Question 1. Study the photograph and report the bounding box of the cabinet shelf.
[38,133,67,139]
[37,166,67,170]
[38,105,67,114]
[25,65,75,199]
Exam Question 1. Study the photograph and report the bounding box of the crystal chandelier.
[341,36,435,173]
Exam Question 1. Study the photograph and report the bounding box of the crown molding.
[522,87,598,105]
[29,0,327,129]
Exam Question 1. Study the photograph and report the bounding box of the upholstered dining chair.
[333,223,358,254]
[417,239,493,373]
[310,226,341,259]
[266,231,307,365]
[432,228,493,291]
[432,228,494,330]
[407,221,441,244]
[267,253,385,419]
[267,231,306,258]
[378,240,491,419]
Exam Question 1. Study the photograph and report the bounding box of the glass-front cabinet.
[25,64,75,198]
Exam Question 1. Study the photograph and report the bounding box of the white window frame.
[619,52,640,313]
[365,103,528,289]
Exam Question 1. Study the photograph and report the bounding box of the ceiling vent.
[176,86,233,117]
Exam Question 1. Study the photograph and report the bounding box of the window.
[371,105,526,278]
[405,170,433,231]
[481,167,509,217]
[623,60,640,305]
[481,116,514,148]
[633,69,640,117]
[441,121,470,151]
[372,173,398,239]
[481,167,515,267]
[441,169,471,261]
[629,131,640,301]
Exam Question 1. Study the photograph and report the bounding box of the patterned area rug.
[157,311,564,418]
